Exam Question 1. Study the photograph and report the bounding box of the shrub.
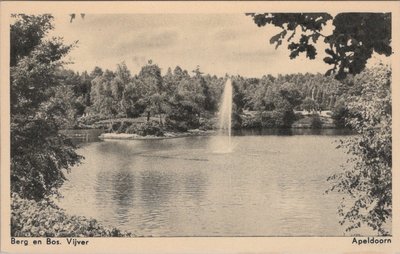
[125,121,164,136]
[79,114,107,126]
[168,120,189,132]
[261,111,277,128]
[198,118,216,131]
[310,115,323,129]
[116,122,132,134]
[331,99,350,128]
[241,115,262,128]
[11,193,134,237]
[139,121,164,136]
[232,112,243,129]
[126,124,139,134]
[294,112,304,120]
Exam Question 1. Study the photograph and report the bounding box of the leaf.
[323,57,336,65]
[325,48,335,56]
[311,33,320,43]
[275,40,282,50]
[269,30,287,48]
[269,33,282,45]
[306,45,317,59]
[289,49,300,59]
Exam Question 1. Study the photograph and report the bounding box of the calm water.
[58,129,371,236]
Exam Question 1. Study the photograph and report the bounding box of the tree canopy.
[10,14,81,200]
[246,13,391,79]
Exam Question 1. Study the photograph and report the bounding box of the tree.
[79,71,92,107]
[111,62,132,117]
[138,61,167,123]
[279,82,302,107]
[165,93,201,131]
[10,14,54,67]
[90,66,103,79]
[123,78,146,118]
[90,73,117,121]
[51,69,87,128]
[247,13,391,79]
[164,67,214,130]
[193,67,215,113]
[301,97,317,113]
[331,98,349,128]
[327,65,391,235]
[10,15,82,200]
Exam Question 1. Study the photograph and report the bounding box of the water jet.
[214,78,233,153]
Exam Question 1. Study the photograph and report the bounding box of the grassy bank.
[99,129,215,140]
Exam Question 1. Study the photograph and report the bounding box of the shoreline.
[99,130,216,140]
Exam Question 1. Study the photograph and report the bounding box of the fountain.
[219,78,233,135]
[213,78,233,153]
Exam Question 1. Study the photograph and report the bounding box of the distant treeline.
[54,61,362,130]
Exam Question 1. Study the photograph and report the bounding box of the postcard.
[1,1,399,253]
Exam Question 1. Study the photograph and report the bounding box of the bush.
[165,117,200,131]
[11,193,134,237]
[232,112,243,129]
[241,115,262,128]
[140,121,164,136]
[125,121,164,136]
[125,124,139,134]
[241,110,296,129]
[261,111,277,128]
[169,120,189,132]
[331,99,350,128]
[198,117,216,131]
[294,112,304,120]
[310,115,323,129]
[116,122,132,134]
[79,114,108,126]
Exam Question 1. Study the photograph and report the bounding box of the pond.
[58,129,372,236]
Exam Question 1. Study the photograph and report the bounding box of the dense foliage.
[64,63,347,131]
[11,194,134,237]
[247,13,391,79]
[327,65,392,235]
[10,14,82,200]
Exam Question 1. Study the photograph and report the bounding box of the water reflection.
[140,170,173,207]
[182,170,207,202]
[95,141,141,156]
[59,133,375,236]
[112,172,135,206]
[94,170,136,224]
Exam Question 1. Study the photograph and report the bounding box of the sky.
[50,14,386,78]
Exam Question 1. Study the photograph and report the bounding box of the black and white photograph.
[1,1,398,252]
